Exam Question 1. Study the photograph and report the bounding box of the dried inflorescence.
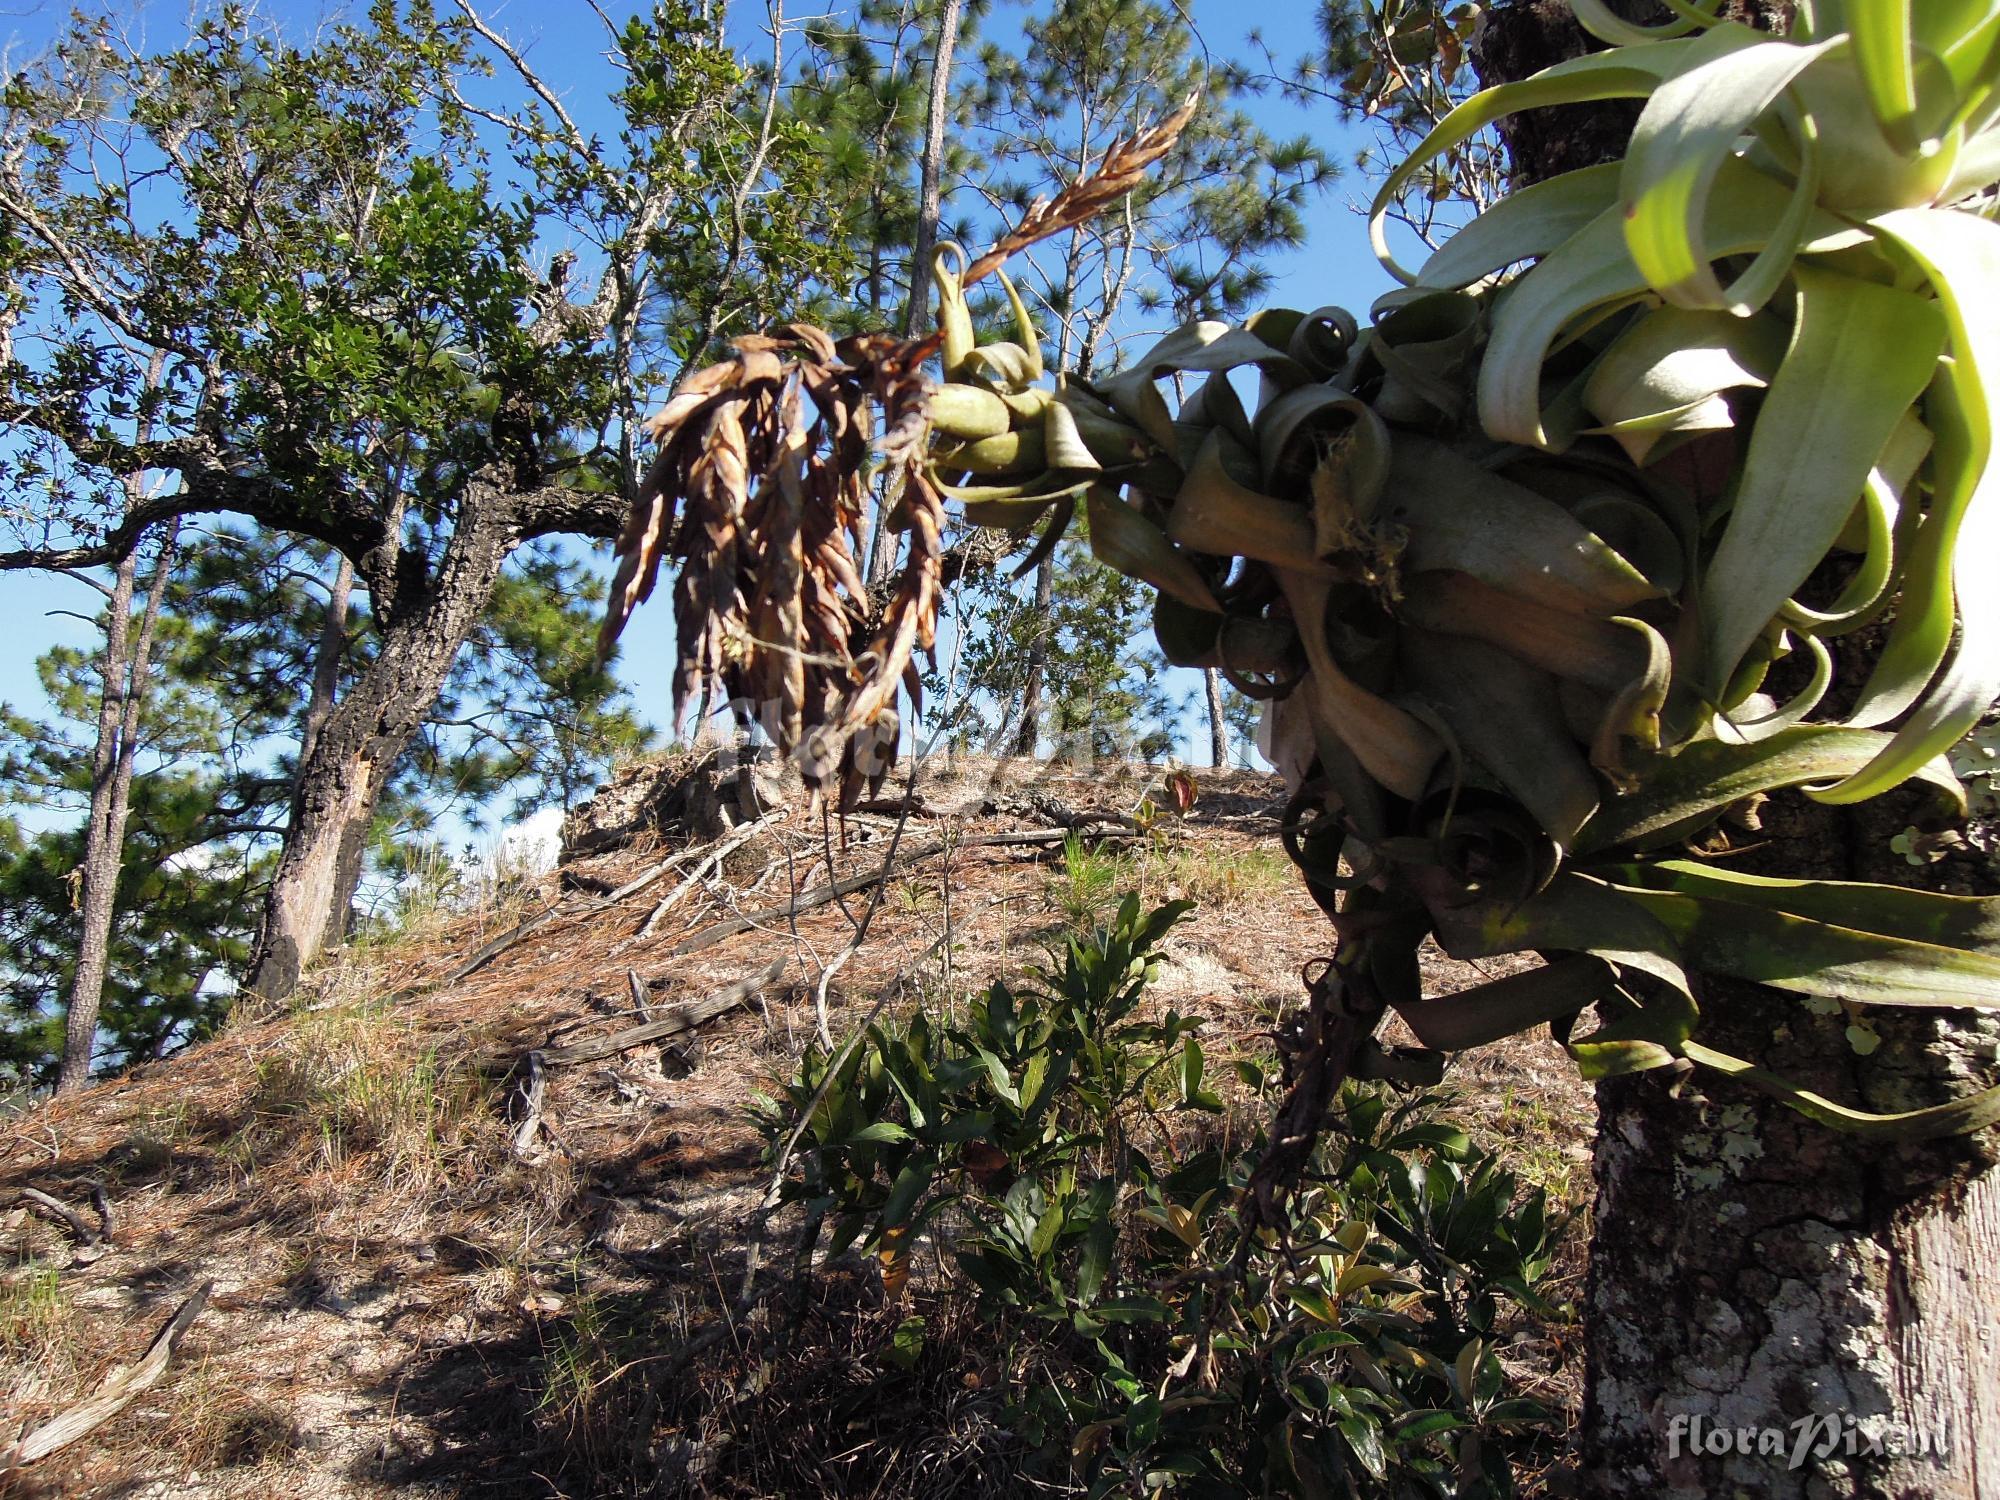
[957,94,1198,288]
[599,99,1200,810]
[598,325,942,807]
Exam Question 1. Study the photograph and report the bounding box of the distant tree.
[0,566,267,1079]
[1257,0,1500,238]
[786,0,986,587]
[944,506,1183,761]
[790,1,989,332]
[0,521,639,1083]
[958,0,1334,756]
[0,1,848,1023]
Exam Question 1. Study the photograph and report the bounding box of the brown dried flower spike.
[598,97,1197,806]
[598,326,942,807]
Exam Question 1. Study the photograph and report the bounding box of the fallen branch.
[16,1187,99,1247]
[499,962,785,1163]
[90,1182,114,1245]
[966,826,1144,849]
[2,1126,61,1166]
[446,898,590,985]
[627,968,656,1022]
[668,826,1138,958]
[509,1052,549,1162]
[4,1281,213,1467]
[850,792,940,818]
[538,958,788,1066]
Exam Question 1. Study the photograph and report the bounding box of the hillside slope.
[0,755,1593,1498]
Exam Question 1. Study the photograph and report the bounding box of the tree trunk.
[1463,2,2000,1491]
[1582,793,2000,1498]
[56,526,178,1092]
[298,553,354,766]
[902,0,963,344]
[243,511,516,1005]
[864,0,964,591]
[1013,554,1055,757]
[1204,667,1229,768]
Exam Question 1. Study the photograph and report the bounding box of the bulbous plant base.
[1580,790,2000,1497]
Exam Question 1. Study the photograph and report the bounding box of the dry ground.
[0,756,1595,1498]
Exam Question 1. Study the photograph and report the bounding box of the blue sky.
[0,0,1405,836]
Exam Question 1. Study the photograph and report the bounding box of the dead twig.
[509,1052,549,1163]
[16,1187,99,1247]
[811,763,922,1046]
[89,1182,113,1245]
[3,1281,213,1468]
[2,1126,60,1166]
[450,837,748,984]
[634,813,777,941]
[627,968,656,1022]
[448,898,590,986]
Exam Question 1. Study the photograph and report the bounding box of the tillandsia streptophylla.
[604,1,2000,1225]
[598,99,1199,808]
[599,325,943,798]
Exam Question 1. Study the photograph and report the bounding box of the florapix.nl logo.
[1666,1411,1949,1470]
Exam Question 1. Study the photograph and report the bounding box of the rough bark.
[902,0,964,344]
[1462,2,2000,1492]
[57,550,140,1093]
[242,495,519,1005]
[1470,0,1639,184]
[1583,794,2000,1498]
[1204,667,1229,768]
[297,553,354,766]
[57,524,178,1093]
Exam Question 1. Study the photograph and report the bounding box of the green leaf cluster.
[903,0,2000,1136]
[754,896,1564,1495]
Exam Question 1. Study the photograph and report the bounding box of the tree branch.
[507,481,629,543]
[449,0,592,156]
[0,456,391,576]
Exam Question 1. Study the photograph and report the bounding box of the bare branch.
[449,0,591,156]
[723,3,790,297]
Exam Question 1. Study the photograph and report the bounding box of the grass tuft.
[247,1002,486,1192]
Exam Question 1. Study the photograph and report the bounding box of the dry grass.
[0,756,1597,1498]
[1153,840,1293,908]
[148,1355,305,1476]
[0,1264,84,1408]
[243,1000,490,1196]
[1043,825,1293,932]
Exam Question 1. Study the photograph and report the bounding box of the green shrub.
[755,896,1566,1496]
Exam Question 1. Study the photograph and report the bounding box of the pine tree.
[1,573,269,1079]
[959,0,1334,758]
[0,522,643,1083]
